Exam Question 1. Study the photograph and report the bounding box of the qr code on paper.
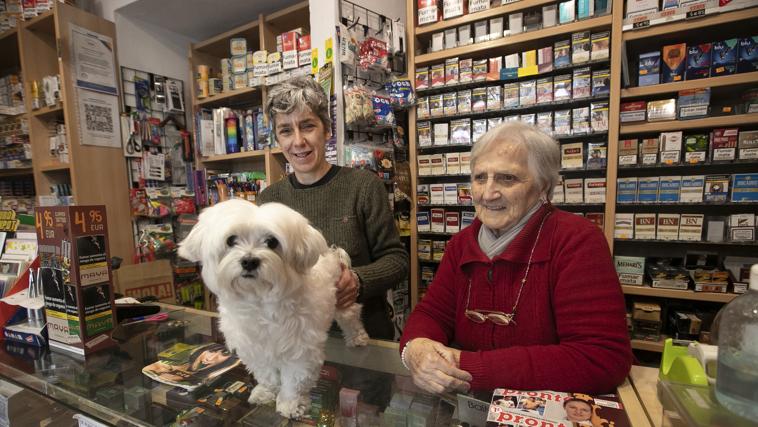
[84,103,113,133]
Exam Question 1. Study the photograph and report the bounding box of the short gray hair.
[265,76,331,137]
[470,122,561,198]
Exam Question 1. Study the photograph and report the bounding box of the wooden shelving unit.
[622,7,758,41]
[415,0,555,36]
[193,86,260,108]
[621,72,758,99]
[631,338,665,353]
[622,285,738,303]
[619,113,758,135]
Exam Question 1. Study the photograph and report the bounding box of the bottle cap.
[751,264,758,291]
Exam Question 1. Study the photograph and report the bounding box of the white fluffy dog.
[178,199,369,418]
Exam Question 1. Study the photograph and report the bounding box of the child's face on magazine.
[199,349,230,366]
[565,400,592,422]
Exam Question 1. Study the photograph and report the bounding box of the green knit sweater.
[258,166,408,305]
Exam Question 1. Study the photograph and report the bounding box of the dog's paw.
[276,395,310,419]
[248,384,277,405]
[344,329,369,347]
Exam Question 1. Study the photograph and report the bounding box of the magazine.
[142,342,241,391]
[486,389,631,427]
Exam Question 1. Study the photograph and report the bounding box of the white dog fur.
[178,199,369,418]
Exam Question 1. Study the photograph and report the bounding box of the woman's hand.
[335,265,359,309]
[405,338,472,394]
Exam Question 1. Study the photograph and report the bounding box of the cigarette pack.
[590,101,609,132]
[737,36,758,73]
[417,97,430,118]
[418,239,431,260]
[488,117,503,130]
[537,111,554,135]
[704,174,730,202]
[430,63,445,87]
[615,256,646,285]
[584,177,606,203]
[680,176,705,203]
[418,155,431,176]
[712,39,738,76]
[504,53,520,79]
[445,58,460,85]
[462,211,476,229]
[625,0,658,17]
[519,80,536,106]
[469,0,490,13]
[572,66,591,99]
[472,87,487,112]
[729,214,755,242]
[487,85,502,111]
[457,90,472,113]
[418,0,440,25]
[731,173,758,202]
[460,58,473,82]
[562,142,584,170]
[614,213,634,239]
[617,177,638,203]
[417,185,430,205]
[710,128,738,162]
[662,44,686,83]
[591,69,610,97]
[487,56,502,81]
[738,130,758,160]
[684,133,708,164]
[554,39,571,68]
[444,0,466,19]
[450,118,472,145]
[508,12,523,35]
[647,99,676,122]
[686,43,712,80]
[572,107,590,134]
[554,109,572,135]
[552,176,565,204]
[635,213,657,240]
[618,139,639,166]
[431,153,446,175]
[460,151,472,174]
[590,31,610,60]
[430,183,444,203]
[503,83,519,108]
[559,0,576,23]
[429,94,443,117]
[473,59,488,81]
[586,212,604,228]
[553,74,572,101]
[490,16,504,39]
[445,211,461,233]
[679,214,704,241]
[418,121,432,147]
[564,178,584,203]
[637,177,659,203]
[658,176,681,203]
[417,212,431,232]
[474,19,489,43]
[536,77,553,104]
[677,88,710,119]
[577,0,593,20]
[640,138,659,165]
[444,184,458,204]
[444,152,461,175]
[659,131,683,165]
[472,119,487,143]
[537,47,554,74]
[433,240,446,261]
[433,123,449,146]
[638,51,660,86]
[543,4,558,27]
[443,92,457,115]
[571,31,591,64]
[415,67,430,90]
[586,141,607,169]
[706,218,727,242]
[620,101,647,122]
[657,213,681,241]
[430,208,445,232]
[458,183,473,205]
[524,10,542,31]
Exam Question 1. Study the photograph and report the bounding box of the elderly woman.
[400,122,632,394]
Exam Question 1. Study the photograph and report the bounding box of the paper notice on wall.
[76,88,119,148]
[70,24,118,95]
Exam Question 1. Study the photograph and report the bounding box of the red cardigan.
[401,205,632,394]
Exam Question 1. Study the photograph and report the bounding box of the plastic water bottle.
[715,264,758,420]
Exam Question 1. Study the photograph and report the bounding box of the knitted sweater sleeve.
[458,224,633,394]
[353,174,409,300]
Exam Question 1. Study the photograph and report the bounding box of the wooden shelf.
[0,167,33,177]
[424,95,610,122]
[39,162,70,172]
[622,7,758,41]
[631,338,665,353]
[419,203,475,208]
[271,147,283,155]
[622,285,738,303]
[192,20,260,58]
[615,238,758,246]
[418,231,456,236]
[415,15,613,65]
[621,72,758,99]
[616,202,758,208]
[619,113,758,135]
[194,86,260,108]
[201,149,267,164]
[31,103,63,118]
[22,9,55,34]
[415,0,556,36]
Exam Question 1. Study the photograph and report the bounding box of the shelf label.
[685,2,706,19]
[632,19,650,29]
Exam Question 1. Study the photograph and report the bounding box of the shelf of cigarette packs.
[621,0,758,38]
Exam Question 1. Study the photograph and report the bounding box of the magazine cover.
[142,342,241,391]
[486,389,631,427]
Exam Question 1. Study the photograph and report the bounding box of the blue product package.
[638,51,660,87]
[711,39,738,76]
[659,176,681,203]
[577,0,591,19]
[686,43,712,80]
[617,178,638,203]
[738,36,758,73]
[637,177,659,203]
[731,174,758,202]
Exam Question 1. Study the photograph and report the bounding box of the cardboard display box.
[114,259,175,304]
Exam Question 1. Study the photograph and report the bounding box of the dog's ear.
[291,224,328,274]
[177,219,206,263]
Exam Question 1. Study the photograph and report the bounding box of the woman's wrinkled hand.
[405,338,472,394]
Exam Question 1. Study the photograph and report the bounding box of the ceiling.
[116,0,304,41]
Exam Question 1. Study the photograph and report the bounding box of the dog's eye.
[265,237,278,250]
[226,235,238,247]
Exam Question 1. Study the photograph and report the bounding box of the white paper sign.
[76,88,120,148]
[70,24,118,95]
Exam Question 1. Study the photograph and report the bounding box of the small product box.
[680,175,705,203]
[711,39,738,76]
[562,142,584,170]
[543,4,558,27]
[230,38,247,56]
[554,39,571,68]
[615,256,646,285]
[458,24,472,46]
[430,153,446,175]
[418,121,432,147]
[418,155,431,176]
[635,213,657,240]
[444,92,457,115]
[445,28,458,49]
[590,101,609,132]
[460,151,472,174]
[571,31,591,64]
[614,213,634,239]
[458,183,473,205]
[572,107,590,134]
[647,99,677,122]
[445,58,460,85]
[658,176,682,203]
[661,44,686,83]
[704,174,730,202]
[633,302,662,341]
[677,88,710,120]
[553,74,572,101]
[519,80,537,106]
[418,0,441,25]
[738,36,758,73]
[473,59,488,81]
[577,0,593,20]
[552,177,565,204]
[429,94,443,117]
[679,214,704,241]
[554,109,572,135]
[444,152,461,174]
[731,173,758,202]
[686,43,712,80]
[417,97,430,118]
[618,139,639,166]
[538,46,554,73]
[620,101,647,122]
[640,138,659,165]
[430,63,445,87]
[430,184,445,204]
[617,177,638,203]
[457,90,472,113]
[417,212,431,232]
[591,69,610,97]
[637,177,659,203]
[450,118,471,145]
[659,131,683,165]
[710,128,738,162]
[443,0,466,19]
[638,51,660,86]
[536,77,554,104]
[462,211,476,229]
[684,134,708,164]
[564,178,584,203]
[433,123,449,146]
[507,13,522,35]
[460,58,473,82]
[657,213,681,241]
[474,20,489,43]
[418,239,432,260]
[444,184,459,204]
[559,0,575,23]
[472,87,487,112]
[738,130,758,160]
[445,211,461,233]
[590,31,610,61]
[417,185,430,205]
[584,178,606,203]
[431,208,446,232]
[729,214,756,242]
[572,66,592,99]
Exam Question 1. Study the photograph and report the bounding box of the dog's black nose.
[240,257,260,271]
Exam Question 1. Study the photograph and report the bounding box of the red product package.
[417,0,440,25]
